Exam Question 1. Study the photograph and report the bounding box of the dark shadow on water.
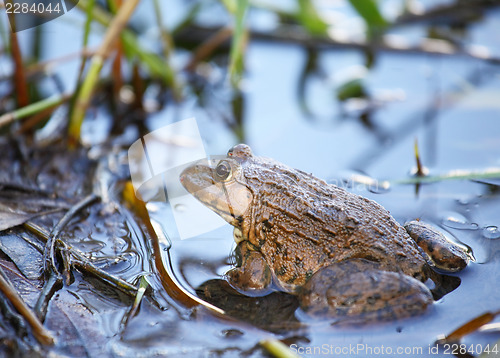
[196,279,301,333]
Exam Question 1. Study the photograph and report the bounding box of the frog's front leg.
[404,221,469,272]
[225,241,273,297]
[298,259,433,322]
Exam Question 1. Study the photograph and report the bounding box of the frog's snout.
[179,167,188,185]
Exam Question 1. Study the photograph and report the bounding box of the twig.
[394,1,499,27]
[436,310,500,344]
[185,27,233,72]
[24,222,138,297]
[16,48,96,82]
[176,24,500,65]
[34,272,62,322]
[24,223,137,296]
[110,0,124,102]
[0,266,54,345]
[71,258,138,296]
[120,275,149,329]
[43,194,99,276]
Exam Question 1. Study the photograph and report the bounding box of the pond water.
[1,1,500,357]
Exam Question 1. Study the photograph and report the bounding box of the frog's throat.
[233,227,244,244]
[200,198,241,227]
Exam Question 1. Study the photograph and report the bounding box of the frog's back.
[242,158,427,291]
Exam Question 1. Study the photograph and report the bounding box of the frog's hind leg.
[298,259,433,322]
[404,221,469,272]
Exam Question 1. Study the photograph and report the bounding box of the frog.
[180,144,469,322]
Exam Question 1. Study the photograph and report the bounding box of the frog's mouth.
[180,164,252,227]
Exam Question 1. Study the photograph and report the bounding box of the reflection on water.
[2,1,500,356]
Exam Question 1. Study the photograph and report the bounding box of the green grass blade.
[69,0,140,146]
[260,339,300,358]
[0,94,70,129]
[393,168,500,185]
[347,0,387,37]
[228,0,249,87]
[297,0,329,36]
[73,0,178,90]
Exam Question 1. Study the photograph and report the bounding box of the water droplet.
[457,197,470,205]
[441,213,479,230]
[174,204,186,213]
[482,226,500,240]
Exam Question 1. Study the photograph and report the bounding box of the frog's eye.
[214,161,232,181]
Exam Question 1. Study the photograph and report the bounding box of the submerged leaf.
[0,233,43,280]
[1,259,109,355]
[0,205,38,231]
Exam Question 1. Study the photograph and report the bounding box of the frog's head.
[180,144,254,228]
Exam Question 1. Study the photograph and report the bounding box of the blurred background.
[1,0,500,356]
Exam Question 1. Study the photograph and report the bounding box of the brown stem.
[6,0,29,108]
[184,27,233,72]
[0,267,54,345]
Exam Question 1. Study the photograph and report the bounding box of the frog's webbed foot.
[225,242,273,297]
[404,220,469,272]
[298,259,433,322]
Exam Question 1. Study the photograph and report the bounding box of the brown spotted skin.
[180,144,468,320]
[404,221,469,272]
[299,259,433,321]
